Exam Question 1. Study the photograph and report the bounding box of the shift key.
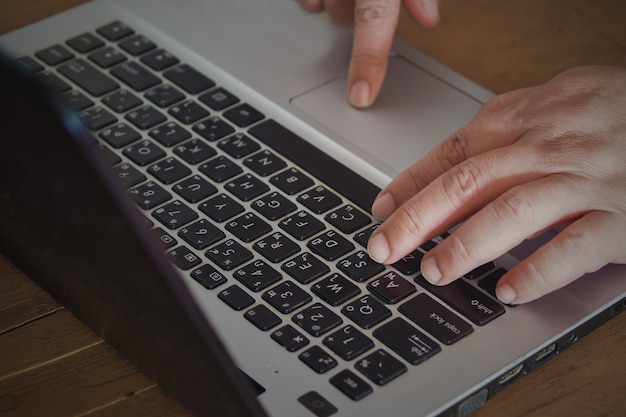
[415,276,505,326]
[58,59,119,96]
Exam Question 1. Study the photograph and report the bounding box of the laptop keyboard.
[18,20,510,403]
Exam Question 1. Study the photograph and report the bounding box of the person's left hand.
[366,65,626,304]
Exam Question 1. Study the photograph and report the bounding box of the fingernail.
[349,80,371,108]
[421,256,441,284]
[371,192,396,220]
[496,283,517,304]
[421,0,440,23]
[368,233,390,264]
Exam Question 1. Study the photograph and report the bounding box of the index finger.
[348,0,402,107]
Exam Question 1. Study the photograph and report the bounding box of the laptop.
[0,1,624,416]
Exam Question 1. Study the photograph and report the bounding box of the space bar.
[248,119,380,213]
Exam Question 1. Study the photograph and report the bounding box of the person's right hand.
[298,0,442,107]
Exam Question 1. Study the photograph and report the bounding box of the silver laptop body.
[1,1,625,416]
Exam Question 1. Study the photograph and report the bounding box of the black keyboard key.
[125,104,167,130]
[292,303,342,337]
[102,89,142,113]
[98,144,121,166]
[148,157,191,184]
[174,138,217,164]
[35,71,71,94]
[298,186,342,214]
[152,227,177,249]
[58,59,119,97]
[164,64,215,94]
[199,156,242,182]
[312,273,360,307]
[308,230,355,261]
[478,268,508,301]
[252,192,297,221]
[235,259,282,292]
[199,193,244,222]
[168,245,202,270]
[325,204,371,234]
[119,34,157,56]
[218,133,260,159]
[244,304,282,331]
[59,90,93,111]
[415,276,505,326]
[299,346,337,374]
[223,103,264,127]
[95,123,132,151]
[244,150,286,177]
[323,325,374,361]
[66,32,105,53]
[129,180,172,209]
[367,271,416,304]
[193,116,235,142]
[112,162,146,188]
[354,224,379,248]
[226,212,271,243]
[279,211,325,241]
[14,56,43,73]
[78,106,117,131]
[271,325,309,352]
[149,122,191,147]
[263,280,312,314]
[329,370,373,401]
[97,21,134,41]
[218,285,254,311]
[392,249,425,276]
[190,264,227,290]
[169,100,210,124]
[270,168,314,196]
[466,262,497,280]
[199,87,240,110]
[145,84,185,108]
[281,252,330,285]
[355,349,407,386]
[225,174,270,202]
[337,250,384,283]
[123,140,166,166]
[206,239,253,271]
[89,46,127,68]
[254,232,300,263]
[173,175,217,203]
[141,49,179,71]
[111,62,161,91]
[178,219,225,250]
[341,295,391,329]
[373,318,440,366]
[36,44,74,65]
[399,293,473,345]
[152,199,198,229]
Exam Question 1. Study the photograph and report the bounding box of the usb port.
[497,363,525,386]
[534,343,558,363]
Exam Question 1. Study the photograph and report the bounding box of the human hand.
[298,0,442,107]
[366,65,626,304]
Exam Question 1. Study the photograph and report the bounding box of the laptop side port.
[534,342,558,364]
[457,388,489,417]
[497,363,526,387]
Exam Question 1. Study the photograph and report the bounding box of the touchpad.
[290,55,483,178]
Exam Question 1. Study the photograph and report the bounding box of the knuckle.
[351,47,388,70]
[392,202,428,241]
[490,190,535,227]
[354,2,395,25]
[437,127,472,169]
[441,161,483,205]
[445,232,477,267]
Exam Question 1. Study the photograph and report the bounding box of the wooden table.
[1,0,625,416]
